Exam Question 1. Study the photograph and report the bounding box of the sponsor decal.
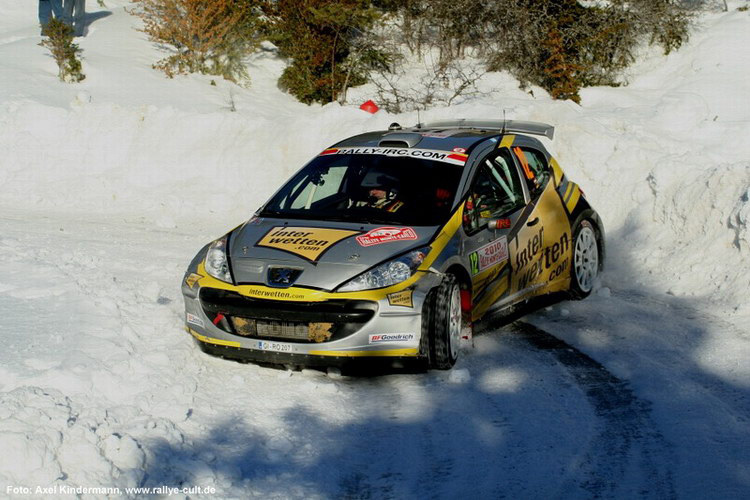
[387,289,414,307]
[515,227,545,271]
[548,256,569,282]
[242,288,311,301]
[480,210,492,218]
[447,152,469,163]
[319,147,467,165]
[452,147,467,153]
[369,333,416,344]
[185,273,202,289]
[256,226,359,262]
[356,226,417,247]
[186,312,205,328]
[515,227,571,290]
[469,236,509,275]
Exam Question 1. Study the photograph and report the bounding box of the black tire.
[421,275,461,370]
[569,219,600,299]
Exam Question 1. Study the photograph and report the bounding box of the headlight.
[337,247,429,292]
[205,237,232,283]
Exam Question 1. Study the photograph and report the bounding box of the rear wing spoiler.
[419,119,555,140]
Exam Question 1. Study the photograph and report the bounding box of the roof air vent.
[377,132,422,148]
[388,122,402,130]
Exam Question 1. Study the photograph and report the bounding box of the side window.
[512,147,550,197]
[463,149,525,233]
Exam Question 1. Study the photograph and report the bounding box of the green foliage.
[39,18,85,83]
[127,0,696,106]
[267,0,384,104]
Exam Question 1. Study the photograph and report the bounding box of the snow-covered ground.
[1,0,749,498]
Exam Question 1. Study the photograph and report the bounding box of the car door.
[461,148,527,320]
[507,145,573,297]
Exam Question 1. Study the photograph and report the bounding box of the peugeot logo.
[267,267,303,288]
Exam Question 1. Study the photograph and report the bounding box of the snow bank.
[0,0,749,322]
[3,2,749,317]
[1,1,750,496]
[0,99,375,224]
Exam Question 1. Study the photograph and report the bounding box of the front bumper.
[190,328,423,368]
[182,272,439,365]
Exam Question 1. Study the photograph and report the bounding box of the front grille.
[230,317,335,342]
[199,288,377,343]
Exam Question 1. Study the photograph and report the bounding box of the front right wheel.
[421,275,461,369]
[570,219,599,299]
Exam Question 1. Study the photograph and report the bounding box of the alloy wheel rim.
[448,284,461,360]
[574,226,598,293]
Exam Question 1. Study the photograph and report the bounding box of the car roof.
[332,119,554,157]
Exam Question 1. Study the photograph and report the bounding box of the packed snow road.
[0,212,745,498]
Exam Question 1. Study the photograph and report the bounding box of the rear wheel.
[570,219,599,299]
[421,275,461,369]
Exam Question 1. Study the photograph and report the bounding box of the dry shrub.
[391,0,694,103]
[130,0,262,83]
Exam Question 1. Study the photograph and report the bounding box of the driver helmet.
[361,171,400,198]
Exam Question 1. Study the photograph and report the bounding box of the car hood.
[228,217,439,291]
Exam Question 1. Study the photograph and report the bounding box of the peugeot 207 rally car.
[182,119,605,369]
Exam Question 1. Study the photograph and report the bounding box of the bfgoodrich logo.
[369,334,415,343]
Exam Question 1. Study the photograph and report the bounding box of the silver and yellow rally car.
[182,120,604,369]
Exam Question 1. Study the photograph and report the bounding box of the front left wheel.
[421,275,461,369]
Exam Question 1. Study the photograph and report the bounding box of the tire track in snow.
[332,330,586,499]
[512,322,677,499]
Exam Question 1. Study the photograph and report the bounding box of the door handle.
[526,217,540,227]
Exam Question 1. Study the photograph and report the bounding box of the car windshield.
[260,153,463,226]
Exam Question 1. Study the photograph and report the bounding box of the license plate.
[257,341,293,353]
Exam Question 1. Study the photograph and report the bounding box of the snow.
[1,0,749,497]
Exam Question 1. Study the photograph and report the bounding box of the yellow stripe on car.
[196,261,425,302]
[499,135,515,148]
[187,327,241,348]
[194,205,465,303]
[187,326,417,357]
[566,185,581,213]
[308,348,418,357]
[419,203,464,270]
[472,279,510,321]
[563,180,574,202]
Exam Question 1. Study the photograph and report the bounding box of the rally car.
[182,119,605,369]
